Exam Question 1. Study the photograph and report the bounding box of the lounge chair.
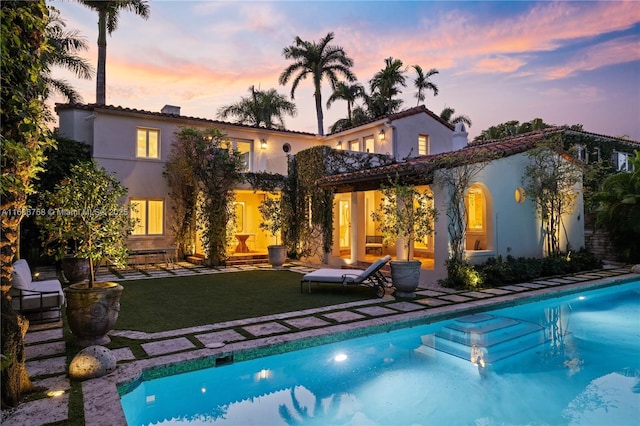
[10,259,65,323]
[301,255,391,298]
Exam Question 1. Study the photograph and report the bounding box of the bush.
[472,249,603,289]
[440,259,483,290]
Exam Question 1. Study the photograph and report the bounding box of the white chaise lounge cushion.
[302,255,391,284]
[302,268,366,284]
[12,259,33,290]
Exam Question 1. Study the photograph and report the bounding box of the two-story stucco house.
[55,102,637,284]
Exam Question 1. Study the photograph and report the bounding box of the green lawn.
[115,270,375,333]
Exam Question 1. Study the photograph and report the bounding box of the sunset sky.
[48,0,640,140]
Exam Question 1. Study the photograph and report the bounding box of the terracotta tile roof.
[326,105,454,136]
[317,127,573,193]
[54,103,317,137]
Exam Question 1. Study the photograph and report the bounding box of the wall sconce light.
[379,129,385,141]
[260,139,267,150]
[337,141,343,150]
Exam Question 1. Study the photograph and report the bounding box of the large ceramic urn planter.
[390,260,421,298]
[267,245,287,267]
[64,282,124,347]
[61,256,91,284]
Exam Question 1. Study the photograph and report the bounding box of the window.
[418,134,430,156]
[131,199,164,235]
[223,139,253,171]
[466,187,485,232]
[576,144,588,163]
[349,139,359,152]
[364,136,375,153]
[612,151,632,171]
[136,128,160,159]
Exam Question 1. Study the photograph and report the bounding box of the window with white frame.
[418,134,430,156]
[349,139,359,152]
[612,151,632,171]
[136,128,160,159]
[576,144,589,163]
[131,199,164,235]
[223,138,253,171]
[364,136,375,153]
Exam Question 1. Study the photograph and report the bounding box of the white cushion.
[11,279,64,312]
[12,259,32,290]
[303,268,366,283]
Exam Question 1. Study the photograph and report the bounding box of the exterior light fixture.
[379,129,385,140]
[260,139,267,150]
[337,141,343,150]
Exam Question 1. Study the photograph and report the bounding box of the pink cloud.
[544,36,640,80]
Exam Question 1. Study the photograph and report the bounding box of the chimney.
[452,122,469,151]
[161,105,181,115]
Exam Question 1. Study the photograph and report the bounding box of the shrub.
[473,249,602,289]
[440,259,483,290]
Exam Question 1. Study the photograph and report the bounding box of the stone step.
[420,313,549,364]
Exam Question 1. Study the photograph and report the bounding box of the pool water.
[121,281,640,425]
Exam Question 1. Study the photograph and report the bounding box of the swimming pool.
[121,280,640,425]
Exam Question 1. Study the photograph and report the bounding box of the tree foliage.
[522,140,582,256]
[167,127,246,266]
[42,6,93,103]
[77,0,150,104]
[280,32,355,136]
[371,175,438,261]
[37,160,134,286]
[217,85,297,129]
[1,0,54,407]
[593,150,640,262]
[412,65,438,106]
[440,107,472,128]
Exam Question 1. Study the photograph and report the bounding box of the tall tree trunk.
[314,83,324,136]
[96,9,107,105]
[1,186,36,408]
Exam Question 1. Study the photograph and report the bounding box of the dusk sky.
[48,0,640,141]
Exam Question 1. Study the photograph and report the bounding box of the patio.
[1,262,636,425]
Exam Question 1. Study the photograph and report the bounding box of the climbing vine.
[165,127,245,266]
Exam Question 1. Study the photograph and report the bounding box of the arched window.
[466,183,490,251]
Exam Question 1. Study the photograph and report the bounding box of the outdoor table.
[234,233,253,253]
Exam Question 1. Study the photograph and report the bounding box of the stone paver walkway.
[1,262,637,426]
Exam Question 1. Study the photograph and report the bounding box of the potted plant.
[258,195,287,267]
[37,160,135,347]
[371,175,438,297]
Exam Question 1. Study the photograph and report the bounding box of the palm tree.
[77,0,150,105]
[370,57,406,115]
[440,107,472,128]
[279,32,356,135]
[43,7,94,103]
[217,85,297,129]
[413,65,439,106]
[326,81,365,121]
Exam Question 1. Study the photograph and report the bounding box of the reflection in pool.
[121,281,640,425]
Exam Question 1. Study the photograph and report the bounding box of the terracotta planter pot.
[267,245,287,267]
[61,256,90,284]
[390,260,421,298]
[64,282,123,347]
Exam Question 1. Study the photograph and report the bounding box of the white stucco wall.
[391,113,454,159]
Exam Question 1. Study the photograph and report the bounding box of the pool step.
[419,313,549,364]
